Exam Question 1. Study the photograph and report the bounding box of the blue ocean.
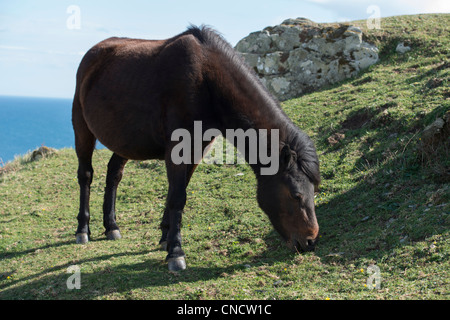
[0,95,104,166]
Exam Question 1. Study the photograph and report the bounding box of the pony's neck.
[210,61,288,138]
[209,62,290,175]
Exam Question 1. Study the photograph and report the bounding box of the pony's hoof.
[159,241,167,251]
[106,230,122,241]
[76,233,89,244]
[168,257,186,272]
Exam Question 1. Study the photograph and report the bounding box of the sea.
[0,95,104,166]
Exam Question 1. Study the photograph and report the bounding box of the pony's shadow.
[0,239,241,299]
[0,228,307,299]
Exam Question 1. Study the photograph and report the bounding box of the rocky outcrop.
[235,18,379,101]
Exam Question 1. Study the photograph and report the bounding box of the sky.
[0,0,448,99]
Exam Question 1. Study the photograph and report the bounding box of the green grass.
[1,14,449,300]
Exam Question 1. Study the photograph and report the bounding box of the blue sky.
[0,0,448,98]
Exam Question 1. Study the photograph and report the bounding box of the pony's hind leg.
[73,105,96,244]
[103,153,128,240]
[75,158,94,244]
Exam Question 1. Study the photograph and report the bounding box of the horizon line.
[0,94,73,100]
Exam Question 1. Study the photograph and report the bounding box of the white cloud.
[394,0,450,13]
[306,0,449,10]
[0,45,84,56]
[306,0,332,3]
[303,0,449,23]
[0,45,29,51]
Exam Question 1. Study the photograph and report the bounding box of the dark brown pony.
[72,26,321,271]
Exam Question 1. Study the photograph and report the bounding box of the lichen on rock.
[235,18,379,101]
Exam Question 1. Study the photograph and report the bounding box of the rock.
[327,132,345,145]
[418,110,449,181]
[235,18,379,101]
[386,218,396,228]
[423,118,445,140]
[420,111,449,147]
[396,42,411,54]
[273,280,283,287]
[30,146,56,161]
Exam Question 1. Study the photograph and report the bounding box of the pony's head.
[257,137,320,252]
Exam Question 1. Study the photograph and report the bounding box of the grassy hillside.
[0,14,448,300]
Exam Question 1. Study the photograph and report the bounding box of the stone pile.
[235,18,379,100]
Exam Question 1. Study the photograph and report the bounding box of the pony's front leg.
[159,163,197,251]
[164,161,188,271]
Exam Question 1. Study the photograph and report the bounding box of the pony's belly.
[99,138,165,161]
[82,104,165,160]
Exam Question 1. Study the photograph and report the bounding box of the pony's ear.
[279,145,292,172]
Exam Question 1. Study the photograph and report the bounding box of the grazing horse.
[72,26,321,271]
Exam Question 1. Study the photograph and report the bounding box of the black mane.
[287,127,321,185]
[184,25,320,185]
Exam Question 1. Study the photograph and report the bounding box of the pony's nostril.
[307,239,315,249]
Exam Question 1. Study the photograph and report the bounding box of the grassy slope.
[0,14,448,300]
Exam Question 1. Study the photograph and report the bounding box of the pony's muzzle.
[291,236,318,253]
[305,238,317,251]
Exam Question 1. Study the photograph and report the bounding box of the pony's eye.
[291,152,297,162]
[295,193,304,202]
